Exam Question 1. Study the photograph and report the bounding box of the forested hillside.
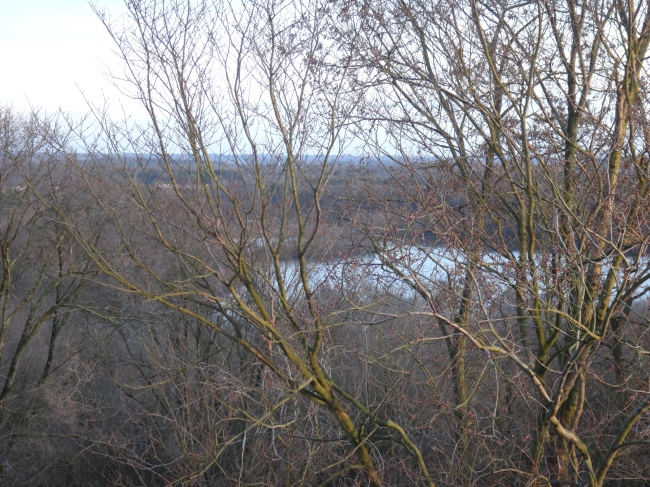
[1,0,650,485]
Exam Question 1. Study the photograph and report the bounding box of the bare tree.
[334,0,650,485]
[6,0,647,485]
[0,106,102,485]
[44,0,442,485]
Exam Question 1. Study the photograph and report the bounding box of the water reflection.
[272,245,650,305]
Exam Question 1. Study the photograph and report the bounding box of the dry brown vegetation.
[1,0,650,485]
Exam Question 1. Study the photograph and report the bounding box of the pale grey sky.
[0,0,142,116]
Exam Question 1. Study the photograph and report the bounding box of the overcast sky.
[0,0,143,116]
